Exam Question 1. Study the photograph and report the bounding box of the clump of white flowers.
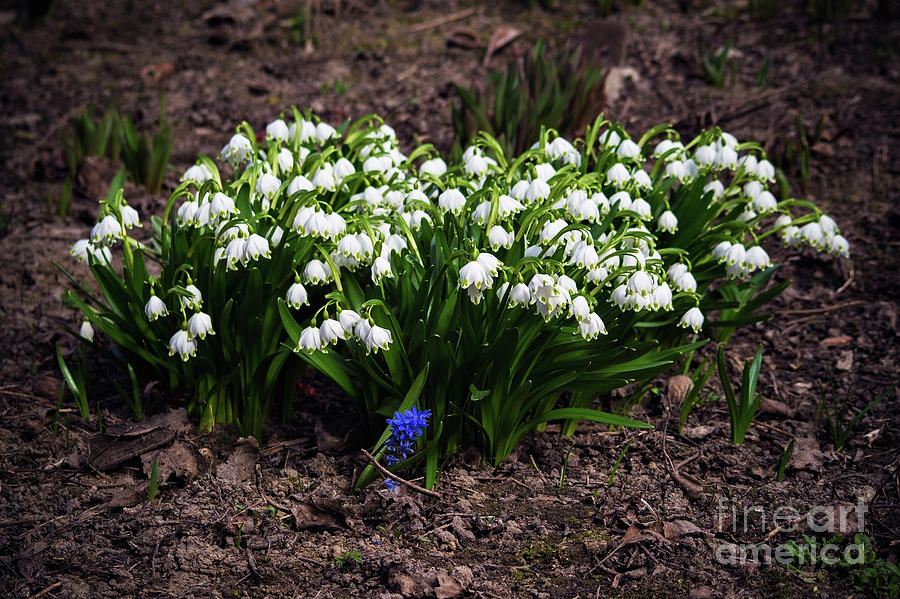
[66,108,848,450]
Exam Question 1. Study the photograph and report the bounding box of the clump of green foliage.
[451,41,604,160]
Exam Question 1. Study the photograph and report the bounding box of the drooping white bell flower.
[652,282,674,311]
[315,122,337,143]
[371,256,394,283]
[570,296,591,322]
[695,144,717,166]
[364,324,393,354]
[753,191,778,213]
[169,329,197,361]
[244,234,270,263]
[506,282,532,307]
[209,192,237,220]
[419,157,447,178]
[221,134,253,167]
[743,180,764,200]
[319,319,344,346]
[311,164,336,191]
[286,282,309,309]
[627,270,655,298]
[657,210,678,233]
[276,148,294,174]
[91,214,122,245]
[632,169,652,190]
[716,145,739,170]
[678,307,705,332]
[438,188,466,215]
[80,320,94,342]
[297,325,324,353]
[606,163,630,187]
[724,243,746,267]
[676,272,697,293]
[255,173,281,205]
[586,266,609,285]
[182,163,213,184]
[744,246,772,271]
[539,219,567,245]
[799,222,825,249]
[525,178,551,202]
[266,119,290,143]
[303,259,330,285]
[617,139,641,160]
[145,295,168,321]
[599,129,621,148]
[487,226,514,251]
[288,175,314,196]
[712,241,732,260]
[631,198,652,220]
[756,159,775,182]
[578,313,608,340]
[459,260,491,290]
[609,191,632,211]
[704,180,726,201]
[325,212,346,239]
[187,311,215,340]
[547,136,581,166]
[177,201,199,226]
[827,234,850,257]
[181,284,203,310]
[510,180,530,200]
[568,241,599,269]
[338,310,361,337]
[120,205,141,229]
[224,237,246,270]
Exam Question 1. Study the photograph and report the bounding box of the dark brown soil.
[1,1,898,598]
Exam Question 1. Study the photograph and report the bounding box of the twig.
[529,454,549,485]
[661,418,705,500]
[410,8,476,32]
[361,449,441,499]
[834,268,854,295]
[779,300,864,316]
[28,581,62,599]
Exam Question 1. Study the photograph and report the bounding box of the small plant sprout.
[148,458,160,503]
[717,344,764,446]
[776,438,795,482]
[818,377,891,452]
[335,549,362,568]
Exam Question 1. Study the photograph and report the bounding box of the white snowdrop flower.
[338,310,361,337]
[188,311,215,340]
[599,129,621,148]
[754,191,778,213]
[609,191,632,211]
[332,157,355,184]
[799,222,825,249]
[91,214,122,245]
[724,243,746,267]
[195,202,213,227]
[288,175,314,196]
[354,318,372,343]
[497,194,524,218]
[781,225,801,247]
[665,160,687,181]
[507,282,532,307]
[713,240,732,260]
[406,188,428,206]
[818,215,838,236]
[275,148,294,173]
[407,210,432,230]
[182,163,213,184]
[570,295,591,322]
[120,204,141,229]
[303,260,330,285]
[266,119,290,143]
[539,219,568,245]
[527,273,556,303]
[459,260,490,290]
[476,252,501,277]
[719,131,739,149]
[439,188,466,215]
[774,214,793,229]
[556,275,578,295]
[569,241,599,269]
[534,163,556,182]
[488,226,514,251]
[221,134,253,167]
[381,234,407,259]
[219,223,248,241]
[337,234,363,260]
[312,165,336,191]
[621,249,647,269]
[572,198,600,222]
[738,209,757,223]
[371,256,394,283]
[360,186,383,209]
[325,212,346,239]
[363,155,391,173]
[356,232,374,259]
[419,157,447,178]
[657,210,678,233]
[565,189,589,213]
[827,234,850,257]
[587,266,609,285]
[383,189,404,210]
[652,282,674,311]
[300,210,327,237]
[525,178,551,202]
[653,139,676,158]
[464,153,489,178]
[695,144,717,166]
[256,173,281,203]
[627,270,655,297]
[244,234,270,262]
[524,245,543,258]
[757,159,775,182]
[633,169,652,190]
[80,320,94,342]
[592,192,611,216]
[269,225,284,246]
[177,201,199,226]
[667,263,688,284]
[745,246,772,271]
[510,180,530,200]
[743,180,764,200]
[677,271,697,293]
[607,163,630,187]
[169,329,197,361]
[547,137,581,166]
[683,159,699,179]
[209,192,237,220]
[181,284,203,310]
[291,119,315,143]
[716,145,739,170]
[145,295,168,321]
[364,324,393,353]
[726,262,748,280]
[631,198,652,220]
[704,180,726,201]
[319,319,344,346]
[315,122,337,143]
[617,139,641,160]
[286,282,309,309]
[297,326,323,353]
[679,307,704,332]
[578,313,607,339]
[611,284,629,308]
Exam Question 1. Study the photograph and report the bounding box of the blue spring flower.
[383,406,431,491]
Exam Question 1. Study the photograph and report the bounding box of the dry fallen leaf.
[483,26,522,66]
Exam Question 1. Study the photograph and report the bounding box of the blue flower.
[381,406,431,492]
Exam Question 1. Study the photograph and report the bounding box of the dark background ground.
[1,1,898,597]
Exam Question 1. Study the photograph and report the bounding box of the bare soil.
[1,1,898,598]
